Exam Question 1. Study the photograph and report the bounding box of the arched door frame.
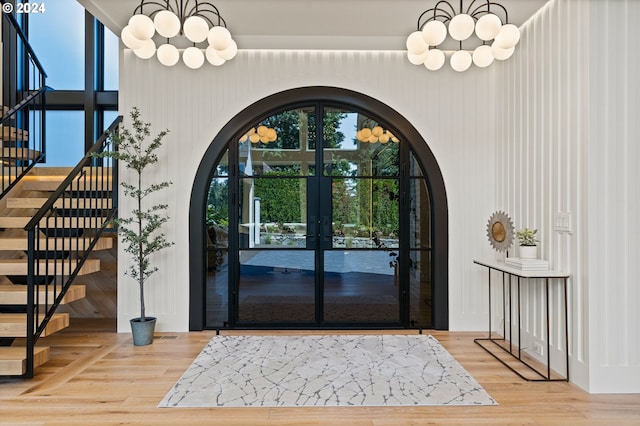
[189,86,448,330]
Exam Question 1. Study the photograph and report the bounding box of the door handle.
[307,216,317,240]
[322,216,331,242]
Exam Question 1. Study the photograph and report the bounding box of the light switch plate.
[554,212,572,233]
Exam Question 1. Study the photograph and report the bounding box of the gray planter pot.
[130,317,157,346]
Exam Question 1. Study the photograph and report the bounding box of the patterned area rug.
[159,335,497,407]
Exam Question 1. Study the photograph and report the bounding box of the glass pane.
[323,250,399,322]
[43,111,84,166]
[323,109,399,177]
[239,178,307,249]
[409,250,432,328]
[103,26,119,90]
[410,150,425,177]
[206,240,229,328]
[238,107,315,176]
[332,178,399,248]
[214,148,229,176]
[103,110,118,132]
[208,177,229,229]
[410,178,431,249]
[238,250,315,323]
[206,176,230,328]
[29,0,85,90]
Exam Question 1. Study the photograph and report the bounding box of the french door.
[205,103,432,328]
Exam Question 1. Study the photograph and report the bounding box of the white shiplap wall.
[118,0,640,392]
[119,49,500,335]
[586,0,640,393]
[496,0,640,392]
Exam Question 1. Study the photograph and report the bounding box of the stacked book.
[505,258,549,271]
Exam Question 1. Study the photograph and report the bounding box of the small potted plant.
[92,107,173,346]
[516,227,539,259]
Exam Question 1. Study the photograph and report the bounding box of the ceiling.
[79,0,550,50]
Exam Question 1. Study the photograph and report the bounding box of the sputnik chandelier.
[406,0,521,72]
[356,122,400,144]
[239,126,278,144]
[121,0,238,69]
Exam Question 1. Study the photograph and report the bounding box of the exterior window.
[103,27,119,90]
[44,111,84,166]
[28,0,85,90]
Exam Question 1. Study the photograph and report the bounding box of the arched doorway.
[189,87,448,330]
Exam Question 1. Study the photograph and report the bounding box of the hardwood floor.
[1,319,639,425]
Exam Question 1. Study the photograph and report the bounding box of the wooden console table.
[473,259,569,382]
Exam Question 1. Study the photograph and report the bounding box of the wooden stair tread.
[0,258,100,276]
[0,236,113,251]
[0,216,114,229]
[0,126,29,141]
[0,346,49,375]
[0,148,40,160]
[0,313,69,337]
[0,284,85,305]
[6,198,113,209]
[22,175,113,191]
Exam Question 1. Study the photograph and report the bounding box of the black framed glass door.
[203,101,432,328]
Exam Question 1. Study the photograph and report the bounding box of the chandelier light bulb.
[121,25,144,50]
[475,13,502,41]
[448,13,475,41]
[128,14,155,40]
[208,26,233,50]
[183,16,210,43]
[205,46,226,66]
[406,31,429,55]
[154,10,181,38]
[157,43,179,66]
[183,46,205,69]
[422,20,447,46]
[379,133,390,144]
[450,50,472,72]
[494,23,520,49]
[424,49,445,71]
[266,128,277,142]
[472,45,495,68]
[133,38,156,59]
[218,39,238,60]
[491,42,515,60]
[249,133,260,143]
[257,125,268,137]
[408,50,429,65]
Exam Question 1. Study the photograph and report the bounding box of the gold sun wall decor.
[486,210,514,252]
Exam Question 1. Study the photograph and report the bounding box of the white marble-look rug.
[158,335,497,407]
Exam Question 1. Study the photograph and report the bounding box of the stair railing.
[22,116,122,378]
[0,8,47,197]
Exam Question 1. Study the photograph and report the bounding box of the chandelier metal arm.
[133,0,228,28]
[416,11,452,30]
[468,1,509,23]
[184,1,227,27]
[133,0,170,16]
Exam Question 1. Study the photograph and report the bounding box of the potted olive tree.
[92,107,173,345]
[516,227,539,259]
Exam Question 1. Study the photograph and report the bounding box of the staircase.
[0,5,122,378]
[0,118,121,377]
[0,170,111,375]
